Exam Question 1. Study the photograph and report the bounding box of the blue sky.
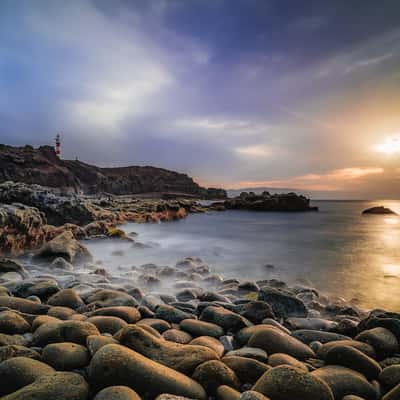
[1,0,400,198]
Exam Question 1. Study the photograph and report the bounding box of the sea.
[85,200,400,312]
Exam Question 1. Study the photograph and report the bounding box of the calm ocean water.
[86,200,400,311]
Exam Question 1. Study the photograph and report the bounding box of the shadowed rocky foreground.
[0,247,399,399]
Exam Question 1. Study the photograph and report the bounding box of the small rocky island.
[1,144,399,400]
[362,206,397,215]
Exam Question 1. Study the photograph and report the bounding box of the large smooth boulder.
[115,325,218,374]
[32,320,100,346]
[355,327,399,359]
[42,342,90,370]
[325,345,382,380]
[88,306,141,324]
[248,326,315,360]
[192,360,240,395]
[0,371,89,400]
[317,340,377,360]
[48,289,84,310]
[200,306,251,332]
[180,319,224,338]
[0,356,55,396]
[0,296,49,314]
[222,356,270,384]
[258,287,307,318]
[311,365,377,400]
[89,344,207,399]
[292,329,350,344]
[0,259,28,279]
[87,316,127,335]
[253,365,334,400]
[0,310,31,334]
[34,231,92,264]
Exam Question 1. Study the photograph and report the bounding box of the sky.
[1,0,400,199]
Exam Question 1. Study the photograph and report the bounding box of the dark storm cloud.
[1,0,400,196]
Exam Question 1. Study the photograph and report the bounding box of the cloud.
[231,167,385,191]
[234,145,271,157]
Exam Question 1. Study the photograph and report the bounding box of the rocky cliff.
[0,144,226,198]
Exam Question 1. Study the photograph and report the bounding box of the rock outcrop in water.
[362,206,397,215]
[218,191,318,212]
[0,144,226,199]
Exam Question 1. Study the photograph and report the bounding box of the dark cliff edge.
[0,144,227,199]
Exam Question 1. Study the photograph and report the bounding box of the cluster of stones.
[0,254,400,399]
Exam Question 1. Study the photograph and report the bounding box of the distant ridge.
[0,144,226,199]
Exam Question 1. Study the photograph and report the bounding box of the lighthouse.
[55,134,61,157]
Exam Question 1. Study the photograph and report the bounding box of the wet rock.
[248,326,315,360]
[88,306,141,324]
[42,342,90,370]
[292,329,351,344]
[234,301,274,324]
[155,305,195,324]
[268,353,308,371]
[258,287,307,318]
[382,382,400,400]
[180,319,224,338]
[86,289,138,307]
[0,296,49,314]
[379,365,400,390]
[216,385,241,400]
[0,345,41,363]
[317,340,377,360]
[222,355,270,384]
[137,318,171,333]
[34,231,92,264]
[192,360,240,395]
[312,365,377,400]
[12,279,60,300]
[115,325,218,374]
[325,344,382,380]
[48,288,84,309]
[0,333,27,346]
[287,317,337,331]
[163,329,193,344]
[226,346,267,362]
[50,257,74,271]
[94,386,141,400]
[32,320,100,346]
[48,306,77,320]
[200,306,251,332]
[260,318,291,334]
[0,356,55,396]
[87,334,119,356]
[0,310,31,334]
[356,327,399,359]
[87,316,127,334]
[0,259,29,279]
[190,336,225,357]
[0,371,89,400]
[89,344,207,399]
[253,365,334,400]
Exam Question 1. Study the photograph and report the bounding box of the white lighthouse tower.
[54,134,61,157]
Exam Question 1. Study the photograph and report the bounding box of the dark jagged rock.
[0,144,226,199]
[218,191,318,212]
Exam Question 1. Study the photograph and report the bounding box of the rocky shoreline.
[0,249,399,399]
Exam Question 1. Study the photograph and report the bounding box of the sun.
[375,135,400,155]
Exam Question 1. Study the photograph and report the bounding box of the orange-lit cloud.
[229,167,384,191]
